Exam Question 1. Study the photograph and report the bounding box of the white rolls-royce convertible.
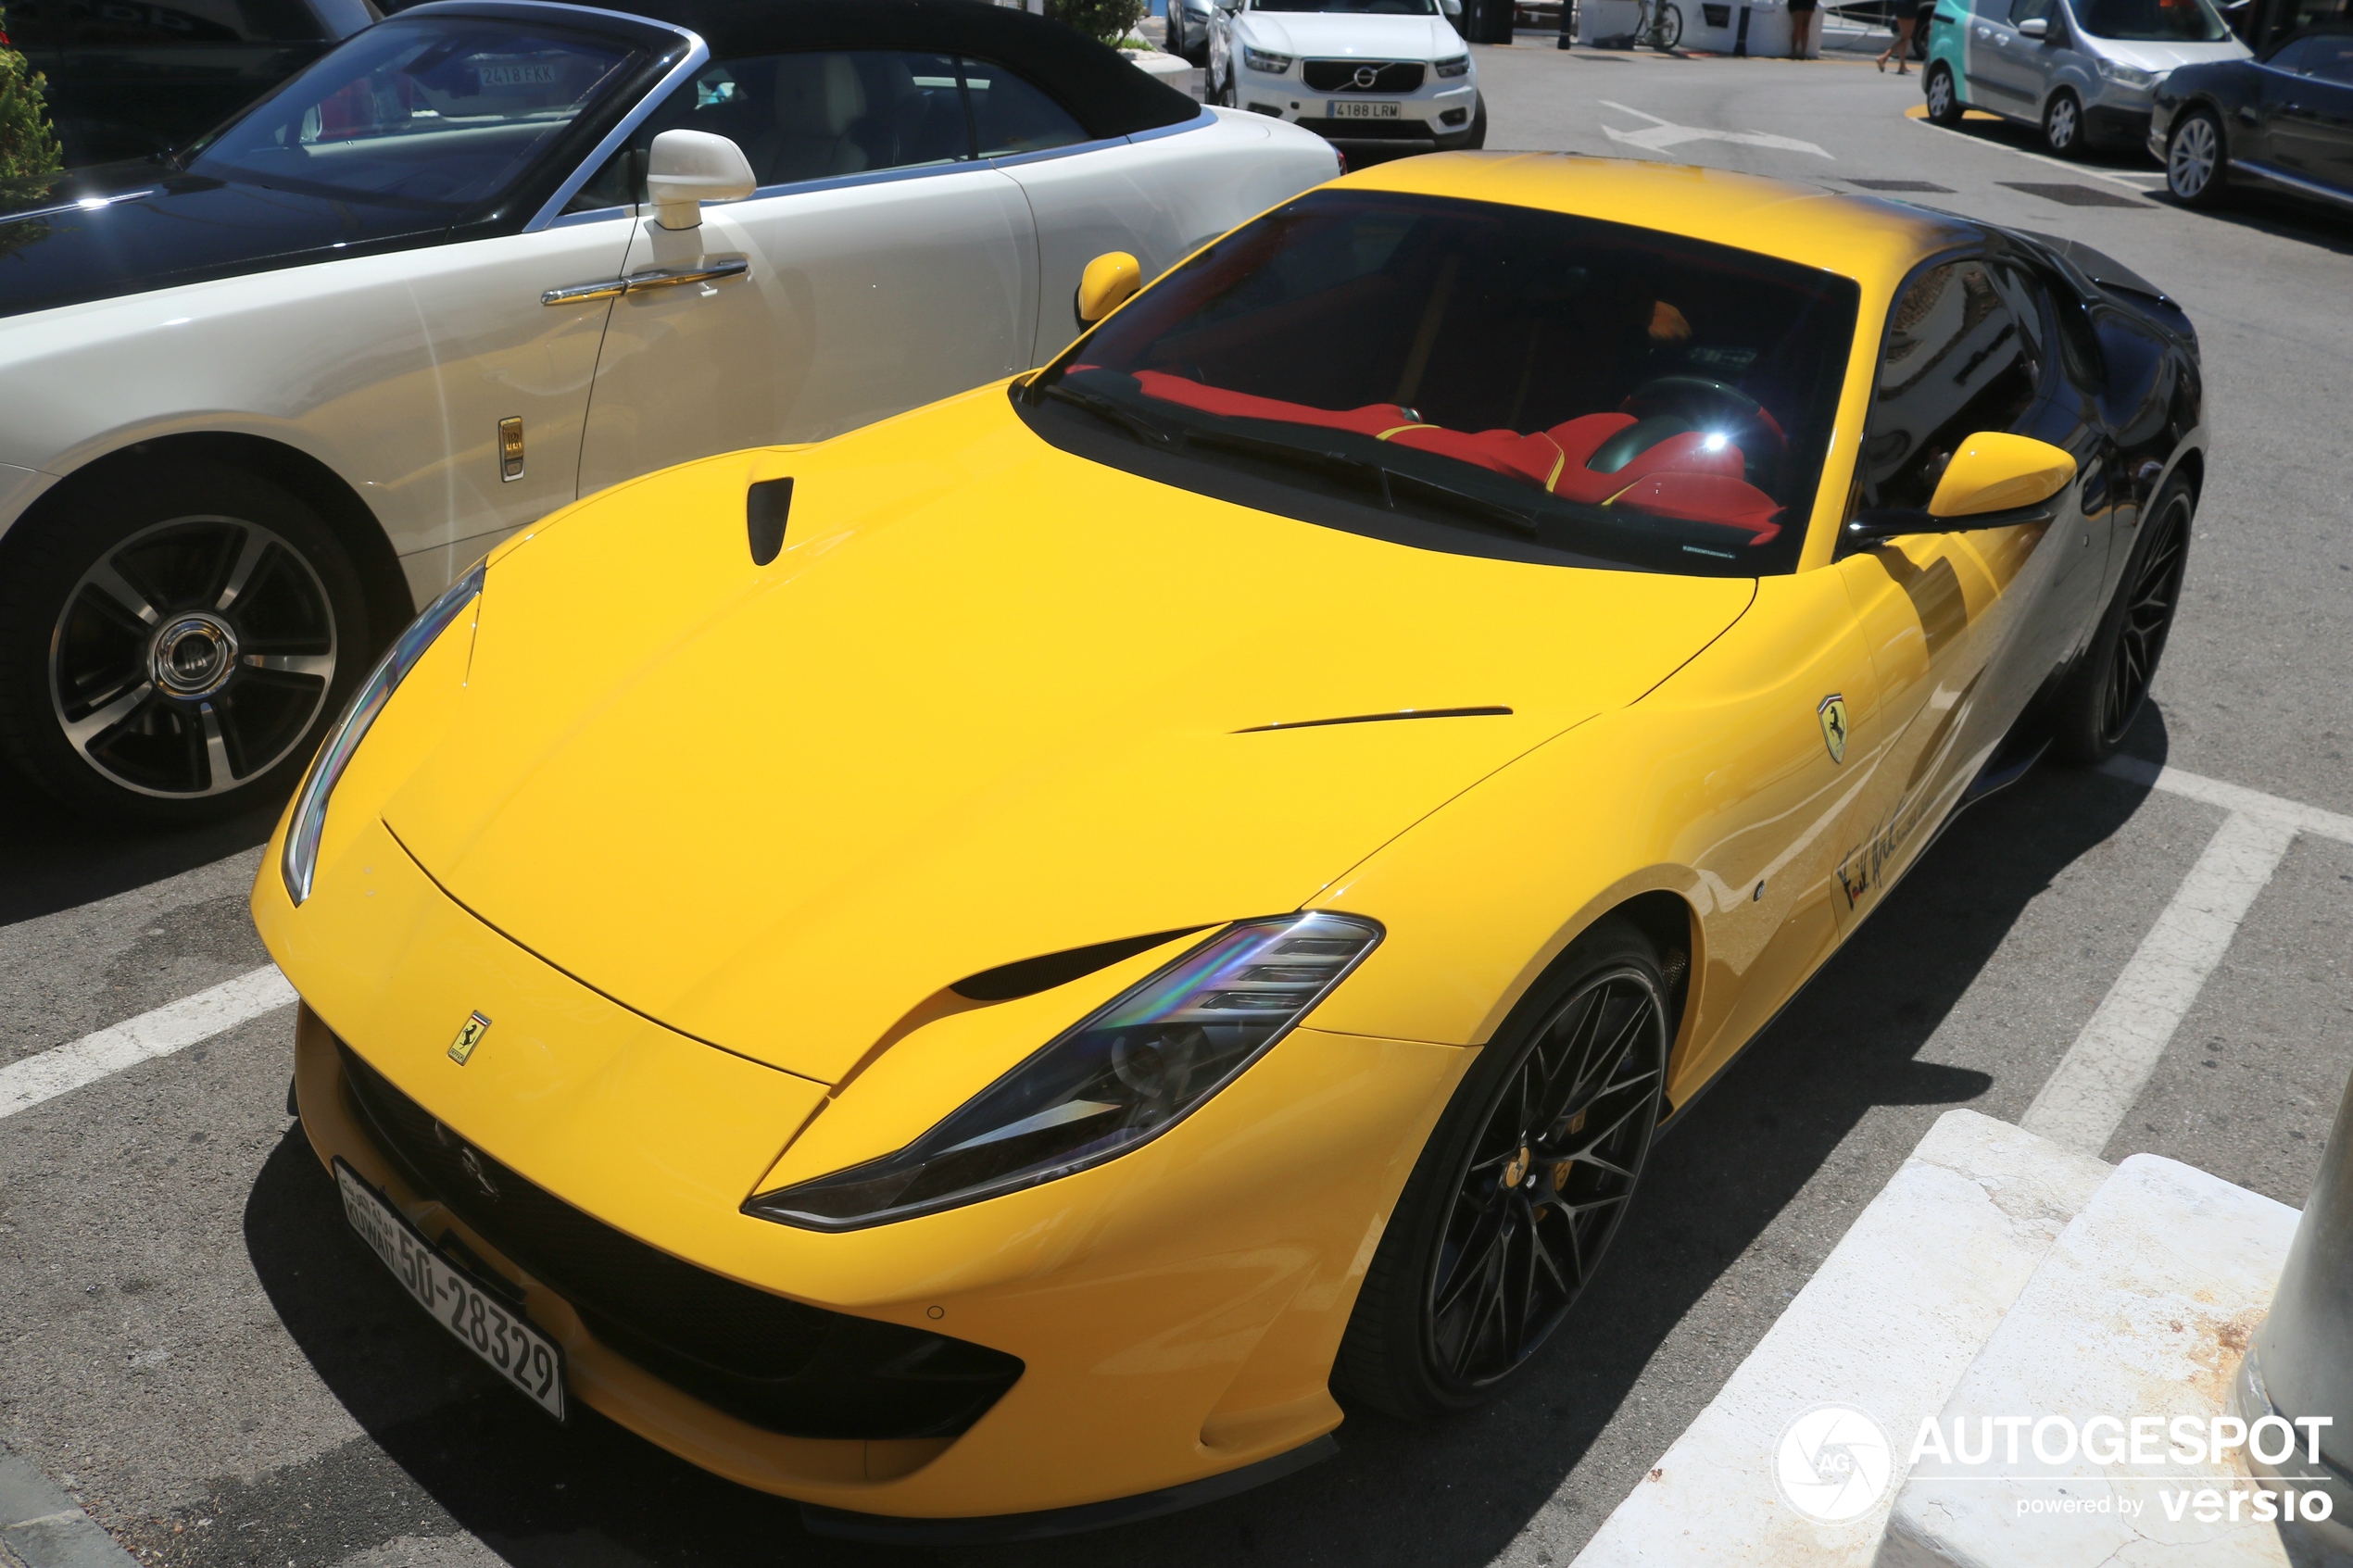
[0,0,1339,821]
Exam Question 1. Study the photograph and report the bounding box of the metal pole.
[2236,1068,2353,1552]
[1733,4,1750,54]
[1557,0,1575,45]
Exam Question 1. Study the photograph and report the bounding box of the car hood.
[381,386,1755,1085]
[2094,35,2250,70]
[1239,10,1463,58]
[0,166,447,320]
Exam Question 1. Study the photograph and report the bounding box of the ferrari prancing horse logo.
[447,1010,492,1065]
[1818,695,1850,764]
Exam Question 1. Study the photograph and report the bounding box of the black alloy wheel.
[2167,108,2227,207]
[0,461,370,822]
[2043,89,2083,157]
[1335,919,1671,1418]
[2051,477,2193,764]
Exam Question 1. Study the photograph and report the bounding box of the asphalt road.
[5,40,2350,1568]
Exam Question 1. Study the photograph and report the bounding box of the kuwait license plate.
[1330,100,1402,119]
[334,1160,566,1420]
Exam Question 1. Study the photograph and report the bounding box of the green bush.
[1048,0,1150,48]
[0,6,63,184]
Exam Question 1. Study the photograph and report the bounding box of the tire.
[0,460,372,824]
[2167,107,2227,207]
[1334,918,1672,1420]
[2049,476,2193,765]
[1651,2,1682,49]
[1912,19,1931,58]
[1924,62,1965,126]
[2042,88,2083,157]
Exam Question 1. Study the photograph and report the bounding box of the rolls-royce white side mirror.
[646,130,756,231]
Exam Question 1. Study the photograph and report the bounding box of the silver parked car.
[1923,0,2250,157]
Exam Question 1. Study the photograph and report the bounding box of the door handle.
[541,257,750,307]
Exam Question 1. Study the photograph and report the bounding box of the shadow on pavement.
[0,765,281,930]
[238,712,2168,1567]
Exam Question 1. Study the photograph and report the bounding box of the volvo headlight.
[2096,57,2160,87]
[746,911,1382,1229]
[280,564,483,905]
[1435,53,1471,77]
[1242,44,1294,74]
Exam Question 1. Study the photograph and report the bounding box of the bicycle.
[1633,0,1682,50]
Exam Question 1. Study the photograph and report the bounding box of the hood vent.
[1235,706,1510,734]
[951,927,1205,1003]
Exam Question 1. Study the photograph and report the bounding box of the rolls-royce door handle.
[541,257,749,307]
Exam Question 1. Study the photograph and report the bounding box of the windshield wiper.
[1187,427,1539,538]
[1037,382,1175,447]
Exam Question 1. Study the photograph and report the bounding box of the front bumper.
[263,811,1469,1520]
[1233,67,1478,151]
[2082,99,2154,149]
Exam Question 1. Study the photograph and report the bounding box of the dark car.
[2153,22,2353,208]
[6,0,378,168]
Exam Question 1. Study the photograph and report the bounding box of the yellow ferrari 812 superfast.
[255,153,2205,1538]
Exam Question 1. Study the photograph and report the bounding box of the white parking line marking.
[1600,100,1834,157]
[2105,753,2353,844]
[0,965,295,1122]
[2020,809,2296,1155]
[1906,114,2161,190]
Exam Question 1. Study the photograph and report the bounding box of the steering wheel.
[1617,375,1789,488]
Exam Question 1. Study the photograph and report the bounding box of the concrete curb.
[0,1444,137,1568]
[1572,1110,2111,1565]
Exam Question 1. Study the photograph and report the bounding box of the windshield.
[190,19,641,213]
[1022,191,1858,578]
[1252,0,1440,13]
[2075,0,2230,41]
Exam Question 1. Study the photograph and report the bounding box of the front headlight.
[2096,57,2161,87]
[280,564,484,905]
[1242,44,1294,73]
[745,911,1382,1229]
[1435,53,1471,77]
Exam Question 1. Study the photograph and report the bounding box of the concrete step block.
[1878,1153,2304,1567]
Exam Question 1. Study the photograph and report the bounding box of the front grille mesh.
[1302,58,1427,93]
[336,1041,1023,1439]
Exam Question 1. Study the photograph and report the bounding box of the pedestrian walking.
[1789,0,1822,56]
[1877,0,1918,71]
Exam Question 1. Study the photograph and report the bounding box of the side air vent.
[951,928,1205,1003]
[748,477,793,565]
[1234,706,1511,734]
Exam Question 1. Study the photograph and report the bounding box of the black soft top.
[590,0,1202,138]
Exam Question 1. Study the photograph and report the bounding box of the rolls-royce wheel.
[1925,63,1966,127]
[2050,476,2193,765]
[1335,918,1670,1419]
[0,461,371,823]
[2043,88,2083,157]
[2167,108,2227,207]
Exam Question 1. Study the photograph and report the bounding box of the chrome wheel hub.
[150,612,239,697]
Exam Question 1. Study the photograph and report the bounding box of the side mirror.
[2017,16,2048,36]
[1842,433,2077,551]
[646,129,756,232]
[1076,251,1143,325]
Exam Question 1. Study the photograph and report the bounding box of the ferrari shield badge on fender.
[1818,695,1849,764]
[447,1011,492,1065]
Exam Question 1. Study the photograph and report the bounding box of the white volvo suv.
[1209,0,1484,158]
